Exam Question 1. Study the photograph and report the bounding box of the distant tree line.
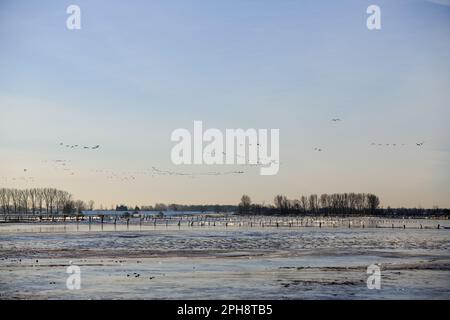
[238,193,381,215]
[0,188,94,215]
[1,187,448,217]
[238,193,449,217]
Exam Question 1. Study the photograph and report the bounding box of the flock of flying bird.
[312,119,425,152]
[87,167,246,181]
[370,142,424,147]
[0,176,35,183]
[151,167,245,177]
[42,159,75,176]
[4,118,427,184]
[205,151,279,167]
[59,143,100,150]
[313,118,340,151]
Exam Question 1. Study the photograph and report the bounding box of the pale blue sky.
[1,0,449,208]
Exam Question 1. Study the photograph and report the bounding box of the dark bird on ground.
[331,118,341,122]
[92,145,100,149]
[416,142,424,147]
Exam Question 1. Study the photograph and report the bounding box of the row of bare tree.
[0,188,94,215]
[239,193,380,215]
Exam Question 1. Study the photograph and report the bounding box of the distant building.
[115,205,128,211]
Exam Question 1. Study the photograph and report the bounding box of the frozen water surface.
[0,219,449,299]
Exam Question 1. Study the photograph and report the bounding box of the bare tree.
[240,195,251,208]
[56,190,71,214]
[308,194,318,214]
[36,189,44,214]
[88,200,95,211]
[19,189,30,214]
[43,188,58,214]
[29,188,38,214]
[10,189,20,213]
[42,188,51,214]
[74,200,86,214]
[238,195,252,214]
[0,188,11,214]
[300,195,308,213]
[319,194,328,211]
[274,195,284,211]
[367,194,380,213]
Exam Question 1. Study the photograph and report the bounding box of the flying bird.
[59,142,100,150]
